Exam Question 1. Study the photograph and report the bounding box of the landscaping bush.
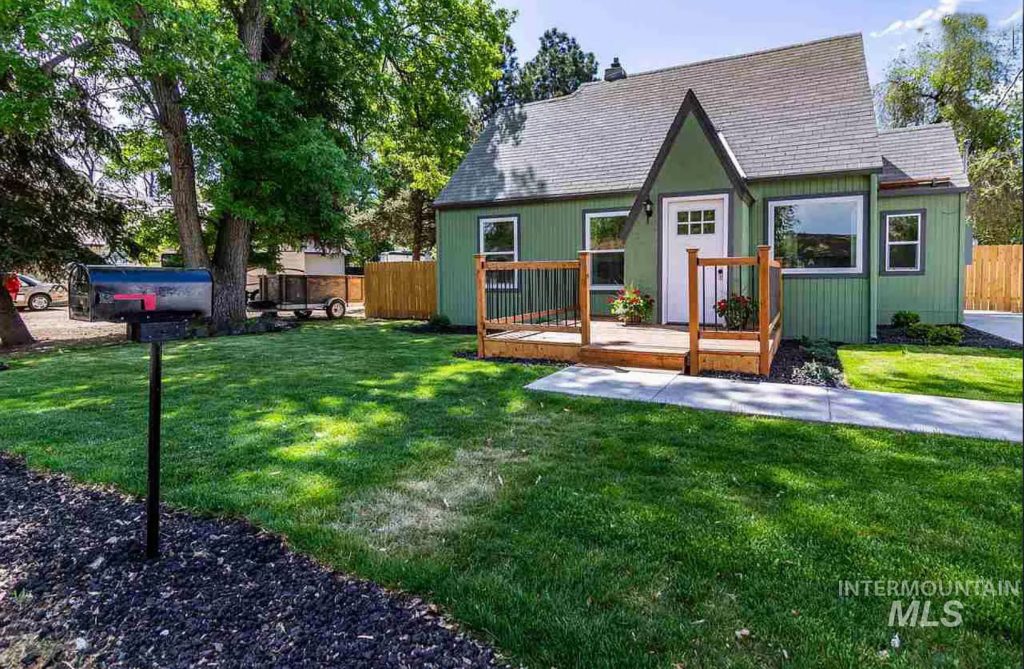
[926,325,964,346]
[906,322,935,342]
[791,360,844,387]
[428,313,452,330]
[799,337,838,363]
[891,310,920,328]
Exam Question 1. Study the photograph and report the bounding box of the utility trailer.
[248,274,351,319]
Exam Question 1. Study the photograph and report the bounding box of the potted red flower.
[713,293,757,330]
[608,285,654,325]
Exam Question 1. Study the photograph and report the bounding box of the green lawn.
[838,344,1024,403]
[1,321,1021,668]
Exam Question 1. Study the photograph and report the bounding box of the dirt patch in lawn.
[0,454,504,668]
[336,447,526,554]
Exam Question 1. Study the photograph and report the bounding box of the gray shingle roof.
[436,33,882,207]
[879,124,969,188]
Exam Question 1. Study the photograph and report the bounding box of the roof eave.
[621,90,753,240]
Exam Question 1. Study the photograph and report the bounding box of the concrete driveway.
[965,311,1023,345]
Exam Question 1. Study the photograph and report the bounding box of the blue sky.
[500,0,1023,84]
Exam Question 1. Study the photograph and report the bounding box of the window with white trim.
[768,195,864,274]
[479,216,518,288]
[584,210,628,289]
[884,212,922,272]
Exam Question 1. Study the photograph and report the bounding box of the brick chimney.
[603,57,626,82]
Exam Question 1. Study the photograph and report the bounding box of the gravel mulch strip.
[0,454,505,668]
[876,324,1022,349]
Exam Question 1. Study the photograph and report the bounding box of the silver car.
[14,274,67,311]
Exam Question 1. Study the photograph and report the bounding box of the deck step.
[580,346,688,371]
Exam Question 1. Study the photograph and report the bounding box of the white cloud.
[870,0,968,38]
[999,8,1023,26]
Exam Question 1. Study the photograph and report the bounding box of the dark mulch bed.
[399,323,477,336]
[876,324,1022,349]
[702,340,848,388]
[0,455,504,669]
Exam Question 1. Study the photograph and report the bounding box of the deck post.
[475,254,486,358]
[687,248,700,375]
[757,245,771,376]
[578,251,591,346]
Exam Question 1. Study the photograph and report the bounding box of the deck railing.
[687,245,783,376]
[475,252,591,356]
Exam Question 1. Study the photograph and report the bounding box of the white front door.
[662,195,728,324]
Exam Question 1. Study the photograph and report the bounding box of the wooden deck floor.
[485,320,766,372]
[488,320,760,354]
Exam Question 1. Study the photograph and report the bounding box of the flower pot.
[621,314,643,326]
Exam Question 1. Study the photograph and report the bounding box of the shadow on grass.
[1,321,1021,668]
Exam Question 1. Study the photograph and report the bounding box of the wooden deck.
[474,249,782,375]
[485,320,770,373]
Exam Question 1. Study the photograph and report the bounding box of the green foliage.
[798,337,839,364]
[927,325,965,346]
[791,360,844,386]
[0,127,128,276]
[968,146,1023,244]
[427,313,452,329]
[713,294,757,331]
[877,15,1022,245]
[477,34,520,121]
[608,286,654,323]
[906,322,935,341]
[891,310,921,328]
[517,28,597,103]
[878,14,1019,153]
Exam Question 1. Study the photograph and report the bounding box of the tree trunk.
[211,214,252,329]
[149,74,209,269]
[410,189,425,261]
[0,290,33,347]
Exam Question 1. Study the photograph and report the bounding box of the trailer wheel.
[294,310,313,320]
[325,299,346,319]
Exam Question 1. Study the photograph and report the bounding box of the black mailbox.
[69,265,213,342]
[67,265,214,559]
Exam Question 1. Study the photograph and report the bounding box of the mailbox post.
[69,265,213,558]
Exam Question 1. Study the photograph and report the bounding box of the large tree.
[517,27,597,103]
[0,99,129,346]
[368,0,511,260]
[878,14,1022,243]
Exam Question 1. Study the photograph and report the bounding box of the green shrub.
[906,322,935,341]
[428,313,452,330]
[926,325,963,346]
[892,311,921,328]
[799,337,838,363]
[792,360,844,386]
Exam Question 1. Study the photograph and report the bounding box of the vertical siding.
[877,192,965,325]
[748,175,874,343]
[436,195,634,324]
[626,116,737,313]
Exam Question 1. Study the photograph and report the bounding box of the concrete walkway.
[965,311,1023,345]
[526,365,1023,442]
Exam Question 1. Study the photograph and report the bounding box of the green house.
[433,33,970,343]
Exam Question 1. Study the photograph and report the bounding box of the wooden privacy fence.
[965,245,1023,313]
[364,261,437,319]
